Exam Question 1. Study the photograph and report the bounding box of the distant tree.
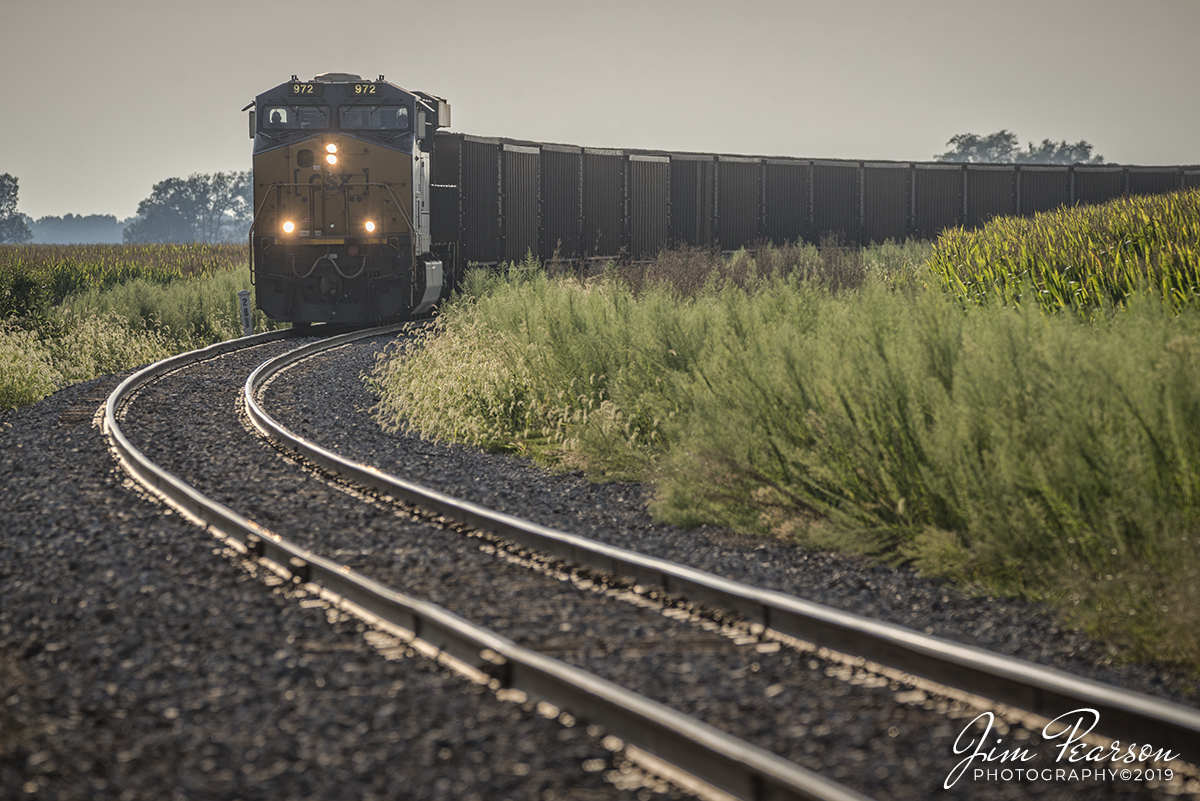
[0,173,33,244]
[936,130,1104,165]
[124,171,252,244]
[1014,138,1104,165]
[29,213,132,244]
[123,200,194,244]
[935,130,1020,163]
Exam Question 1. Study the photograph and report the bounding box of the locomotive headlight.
[283,221,295,233]
[325,143,338,165]
[364,221,376,233]
[326,153,338,165]
[326,143,337,153]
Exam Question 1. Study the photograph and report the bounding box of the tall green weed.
[62,266,267,347]
[372,256,718,475]
[652,285,1199,664]
[372,251,1200,667]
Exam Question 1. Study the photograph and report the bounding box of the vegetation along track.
[105,327,1200,800]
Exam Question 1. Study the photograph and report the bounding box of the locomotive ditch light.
[283,221,295,234]
[364,221,376,233]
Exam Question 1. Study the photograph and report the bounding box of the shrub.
[372,248,1200,667]
[0,323,63,409]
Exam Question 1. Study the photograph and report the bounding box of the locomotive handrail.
[248,182,316,239]
[246,182,318,257]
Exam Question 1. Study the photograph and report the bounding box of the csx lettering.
[309,173,354,191]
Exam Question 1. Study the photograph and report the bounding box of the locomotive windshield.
[339,105,410,131]
[262,105,330,130]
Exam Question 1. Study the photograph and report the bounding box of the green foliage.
[0,173,33,244]
[0,243,246,326]
[930,189,1200,313]
[0,243,278,411]
[606,238,929,298]
[0,323,61,409]
[936,129,1104,164]
[371,253,699,472]
[123,171,252,244]
[372,244,1200,668]
[371,243,926,476]
[652,288,1200,666]
[61,265,267,347]
[1,312,177,409]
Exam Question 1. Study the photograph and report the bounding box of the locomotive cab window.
[339,105,410,131]
[262,105,330,130]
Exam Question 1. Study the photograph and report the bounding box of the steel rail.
[104,327,872,801]
[245,327,1200,767]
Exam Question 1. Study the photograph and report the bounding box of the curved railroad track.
[101,326,1200,801]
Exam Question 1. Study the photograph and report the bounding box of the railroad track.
[104,326,1200,800]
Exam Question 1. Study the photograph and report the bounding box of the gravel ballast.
[0,369,671,801]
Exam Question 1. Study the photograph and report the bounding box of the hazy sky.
[3,0,1197,220]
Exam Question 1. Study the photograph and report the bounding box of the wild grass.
[0,314,175,409]
[371,238,1200,669]
[61,265,266,346]
[651,286,1200,667]
[372,241,928,473]
[0,244,275,412]
[601,237,929,298]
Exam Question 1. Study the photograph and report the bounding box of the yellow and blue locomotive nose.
[250,74,437,324]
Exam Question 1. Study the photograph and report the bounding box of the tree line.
[0,172,252,245]
[934,129,1104,165]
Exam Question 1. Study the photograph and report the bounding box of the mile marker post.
[238,290,253,337]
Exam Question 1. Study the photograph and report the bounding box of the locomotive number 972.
[245,72,451,325]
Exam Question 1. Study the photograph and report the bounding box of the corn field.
[929,188,1200,312]
[1,243,247,323]
[1,242,266,413]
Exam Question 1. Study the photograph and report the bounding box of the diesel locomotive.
[247,73,452,324]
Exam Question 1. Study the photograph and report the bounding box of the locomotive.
[247,73,453,325]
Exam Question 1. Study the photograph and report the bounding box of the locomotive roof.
[254,75,446,107]
[248,76,450,135]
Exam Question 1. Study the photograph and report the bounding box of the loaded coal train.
[247,73,1199,325]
